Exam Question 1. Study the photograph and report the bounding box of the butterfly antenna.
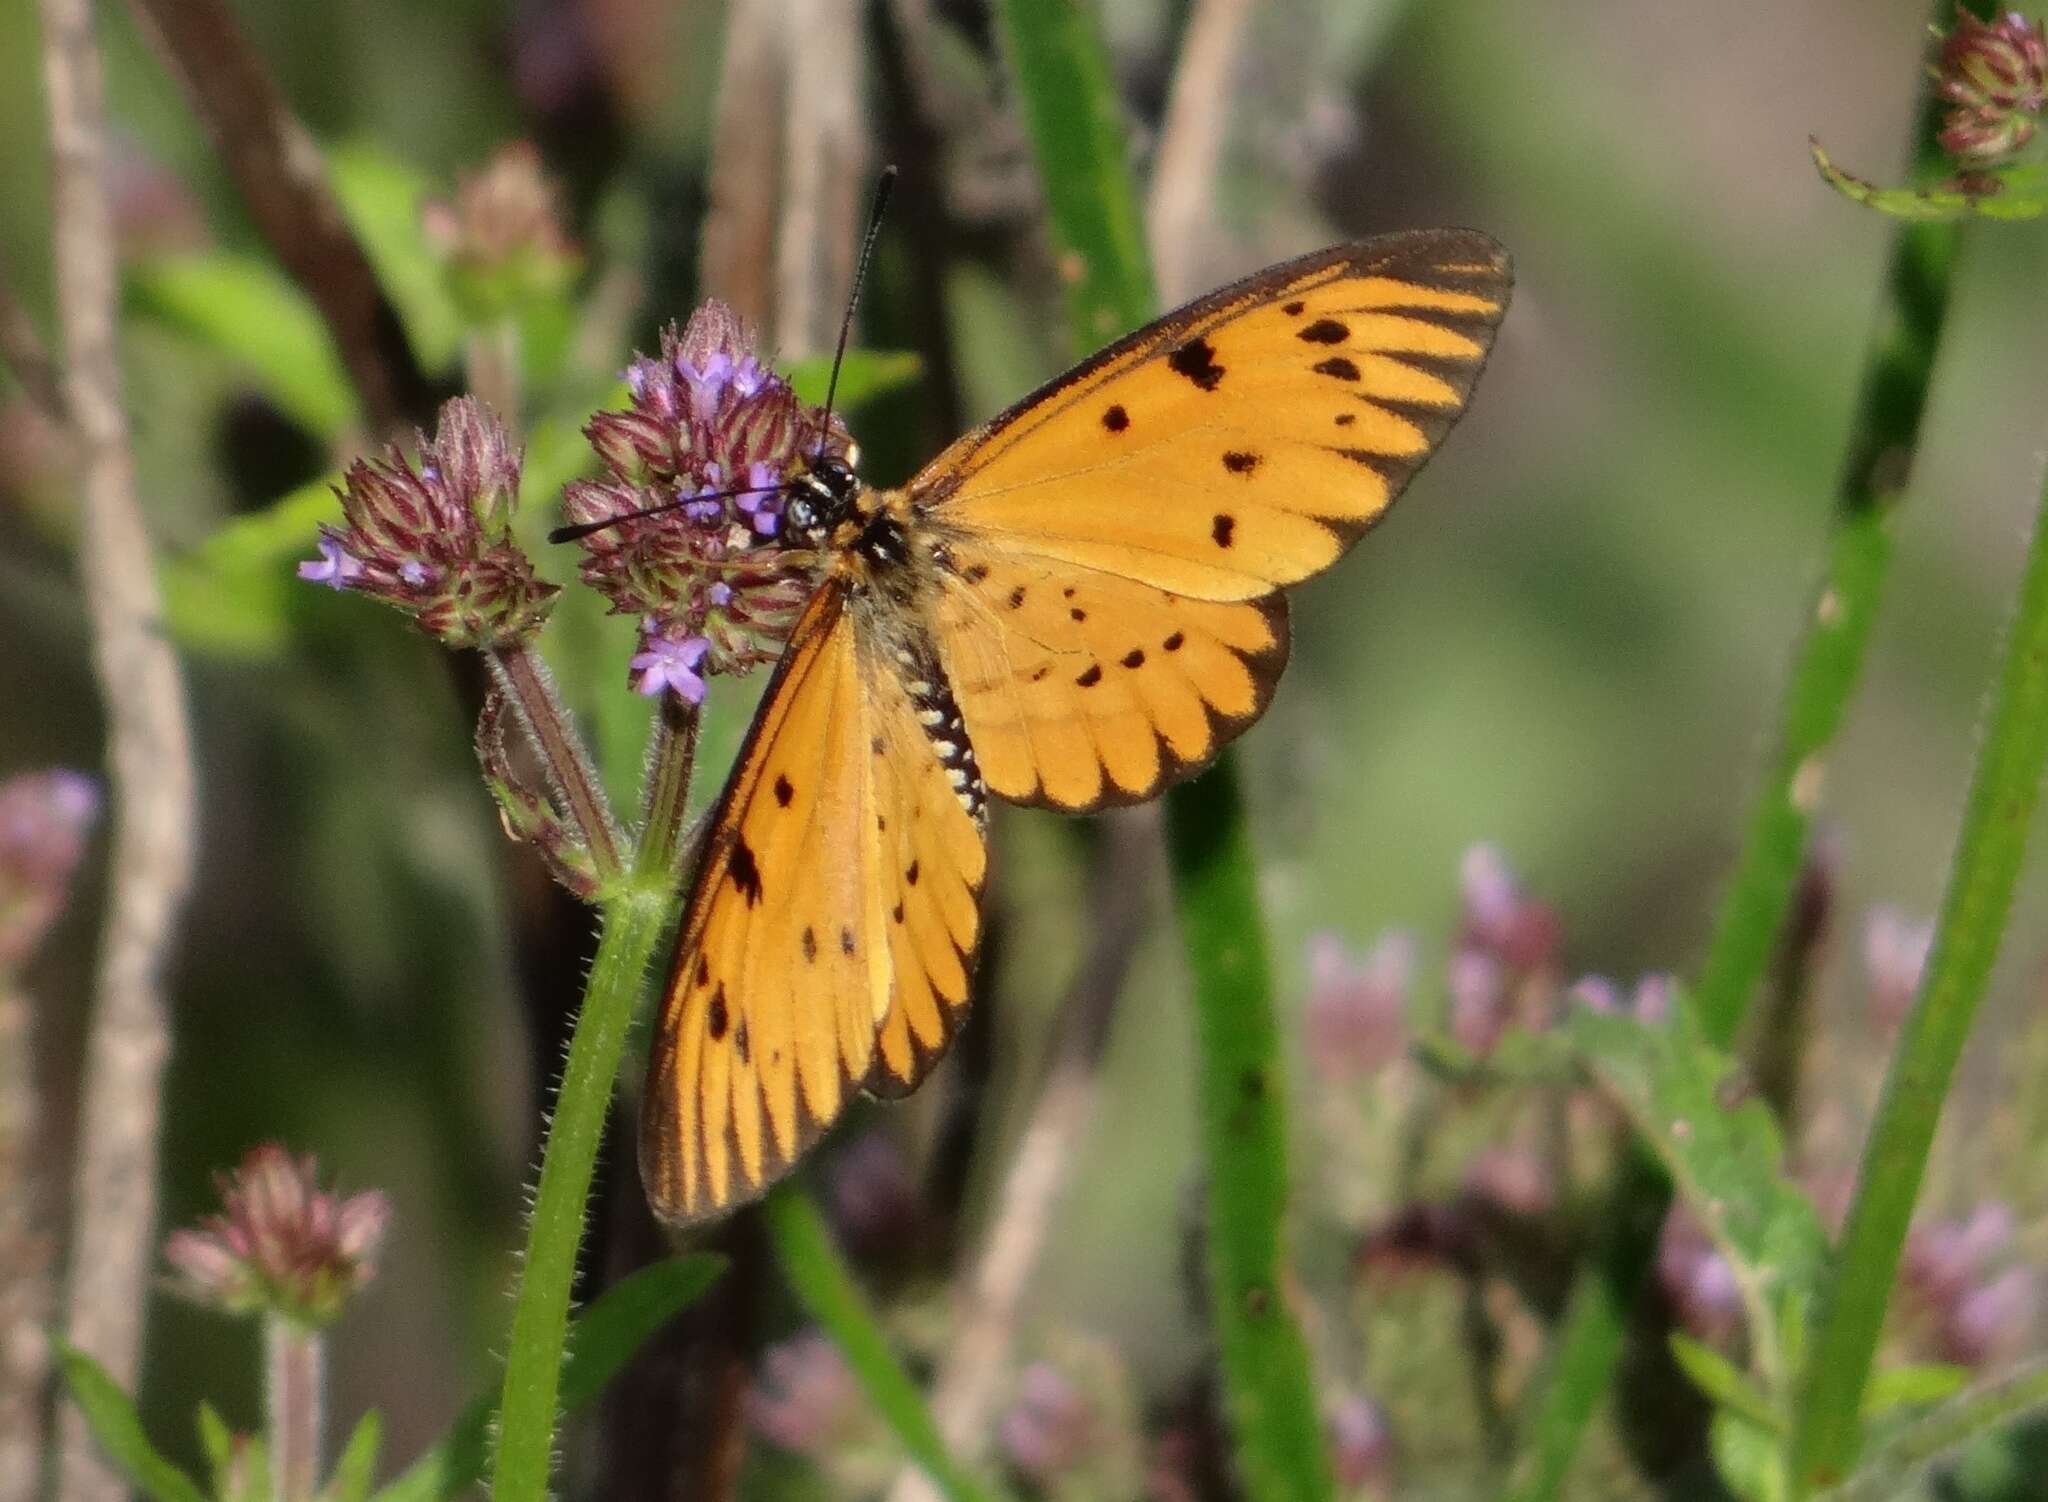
[547,480,793,544]
[816,165,898,456]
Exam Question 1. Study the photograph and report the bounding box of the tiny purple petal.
[708,582,734,607]
[731,357,766,398]
[631,633,712,703]
[398,559,431,588]
[750,509,780,537]
[298,536,365,589]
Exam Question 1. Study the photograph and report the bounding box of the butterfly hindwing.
[857,621,989,1095]
[930,546,1287,809]
[902,230,1508,813]
[641,581,891,1224]
[915,230,1510,604]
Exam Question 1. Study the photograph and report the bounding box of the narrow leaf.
[328,141,465,372]
[1670,1333,1782,1433]
[374,1253,725,1502]
[53,1344,211,1502]
[1811,141,2048,222]
[1816,1361,2048,1502]
[324,1411,384,1502]
[764,1186,1012,1502]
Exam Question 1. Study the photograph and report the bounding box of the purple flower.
[999,1363,1097,1483]
[746,1331,862,1455]
[630,632,712,703]
[1449,949,1507,1055]
[0,769,100,971]
[420,141,582,320]
[1325,1392,1391,1489]
[1304,930,1412,1079]
[163,1143,390,1328]
[297,535,364,589]
[1657,1208,1743,1343]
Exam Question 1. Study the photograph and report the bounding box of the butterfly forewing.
[915,231,1510,603]
[641,582,891,1223]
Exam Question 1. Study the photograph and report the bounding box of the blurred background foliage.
[6,0,2048,1497]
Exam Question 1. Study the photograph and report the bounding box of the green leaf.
[1815,1361,2048,1502]
[126,254,357,439]
[328,141,464,372]
[373,1253,724,1502]
[1415,1024,1578,1085]
[324,1411,384,1502]
[52,1343,211,1502]
[158,475,341,658]
[1712,1409,1790,1502]
[764,1186,1012,1502]
[1811,142,2048,222]
[1670,1333,1782,1433]
[1568,998,1827,1386]
[785,349,924,410]
[195,1401,235,1484]
[1863,1362,1970,1416]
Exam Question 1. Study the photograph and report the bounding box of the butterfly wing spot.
[1334,413,1355,427]
[734,1021,750,1063]
[1222,451,1261,475]
[1121,649,1146,669]
[1314,356,1361,382]
[1167,337,1225,391]
[1070,606,1087,621]
[1297,318,1348,344]
[1076,664,1103,687]
[801,926,817,962]
[839,926,856,955]
[729,838,764,904]
[1162,631,1184,652]
[1007,586,1027,609]
[906,860,920,886]
[1102,403,1130,432]
[773,774,794,806]
[1212,514,1236,548]
[1281,299,1305,316]
[963,562,990,582]
[707,986,729,1039]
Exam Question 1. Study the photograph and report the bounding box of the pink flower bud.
[0,770,99,972]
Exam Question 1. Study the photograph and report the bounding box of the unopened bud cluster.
[1933,8,2048,166]
[301,397,557,648]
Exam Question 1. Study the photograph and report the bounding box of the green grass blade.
[763,1186,1010,1502]
[988,4,1331,1499]
[1787,466,2048,1491]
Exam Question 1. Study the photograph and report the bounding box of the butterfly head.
[785,451,864,548]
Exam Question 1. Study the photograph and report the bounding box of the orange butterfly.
[639,231,1512,1223]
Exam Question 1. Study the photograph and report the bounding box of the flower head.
[302,398,556,647]
[422,142,582,319]
[999,1362,1099,1484]
[1933,9,2048,166]
[0,769,99,973]
[163,1144,389,1328]
[1304,930,1413,1079]
[563,301,849,701]
[1325,1392,1392,1491]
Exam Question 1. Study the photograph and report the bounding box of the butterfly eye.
[787,496,818,532]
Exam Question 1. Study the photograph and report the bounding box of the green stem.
[264,1318,322,1502]
[762,1187,1009,1502]
[990,4,1330,1499]
[1504,13,1966,1494]
[488,885,670,1502]
[1788,471,2048,1492]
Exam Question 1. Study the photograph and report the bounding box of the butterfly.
[638,230,1512,1224]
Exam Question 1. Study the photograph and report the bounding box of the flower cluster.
[301,397,558,647]
[162,1143,390,1328]
[1447,843,1564,1055]
[422,141,582,321]
[1932,8,2048,167]
[563,302,848,701]
[1899,1202,2041,1367]
[0,769,98,974]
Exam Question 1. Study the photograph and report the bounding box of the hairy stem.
[489,886,672,1502]
[489,645,626,884]
[634,696,701,884]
